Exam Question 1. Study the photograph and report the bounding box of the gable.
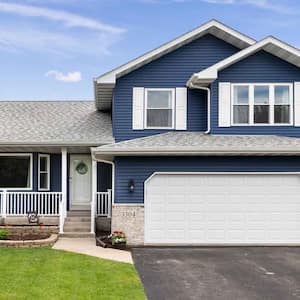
[220,50,300,81]
[118,34,240,84]
[113,34,240,142]
[95,20,255,111]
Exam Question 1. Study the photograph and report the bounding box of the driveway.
[132,247,300,300]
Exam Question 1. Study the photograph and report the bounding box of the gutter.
[189,82,211,134]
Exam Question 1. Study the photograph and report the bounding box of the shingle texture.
[0,101,113,145]
[95,132,300,153]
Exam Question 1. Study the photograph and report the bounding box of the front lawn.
[0,247,145,300]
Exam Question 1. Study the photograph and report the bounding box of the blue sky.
[0,0,299,100]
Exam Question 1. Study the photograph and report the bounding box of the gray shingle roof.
[0,101,114,145]
[94,132,300,155]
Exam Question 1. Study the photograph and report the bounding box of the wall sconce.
[128,179,135,193]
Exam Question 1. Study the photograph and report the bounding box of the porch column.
[91,159,97,234]
[60,147,67,234]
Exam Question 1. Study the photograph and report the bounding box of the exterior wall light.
[128,179,135,193]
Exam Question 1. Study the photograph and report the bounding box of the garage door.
[145,173,300,245]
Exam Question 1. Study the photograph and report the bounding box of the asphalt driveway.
[132,247,300,300]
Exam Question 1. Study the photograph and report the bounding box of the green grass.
[0,247,145,300]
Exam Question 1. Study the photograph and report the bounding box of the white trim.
[231,83,293,126]
[38,154,50,191]
[144,88,175,129]
[0,153,33,191]
[189,36,300,85]
[96,20,255,85]
[91,159,97,233]
[144,171,300,186]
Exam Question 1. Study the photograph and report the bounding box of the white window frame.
[144,88,175,129]
[0,153,33,191]
[38,154,50,191]
[231,83,293,126]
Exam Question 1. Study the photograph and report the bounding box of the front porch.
[0,146,113,235]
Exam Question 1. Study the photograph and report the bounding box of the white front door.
[70,155,92,210]
[145,173,300,245]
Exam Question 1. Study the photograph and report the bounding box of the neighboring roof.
[93,132,300,158]
[94,20,256,111]
[188,36,300,86]
[0,101,114,146]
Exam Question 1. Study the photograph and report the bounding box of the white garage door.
[145,173,300,245]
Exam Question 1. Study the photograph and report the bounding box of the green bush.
[0,229,8,240]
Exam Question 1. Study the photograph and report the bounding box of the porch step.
[63,210,92,234]
[67,210,91,217]
[59,232,95,238]
[65,217,91,222]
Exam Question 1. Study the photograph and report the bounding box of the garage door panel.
[145,174,300,245]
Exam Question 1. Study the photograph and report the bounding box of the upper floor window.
[232,84,293,125]
[145,88,175,129]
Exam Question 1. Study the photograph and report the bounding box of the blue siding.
[115,156,300,204]
[211,50,300,136]
[113,34,239,141]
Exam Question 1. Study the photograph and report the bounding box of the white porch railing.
[0,191,63,217]
[96,190,112,217]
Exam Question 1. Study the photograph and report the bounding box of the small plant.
[110,231,127,245]
[0,229,8,240]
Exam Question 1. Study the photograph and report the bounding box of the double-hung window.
[232,84,293,125]
[145,88,175,129]
[38,154,50,191]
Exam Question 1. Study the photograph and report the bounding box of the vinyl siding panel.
[115,156,300,204]
[113,34,239,141]
[212,50,300,136]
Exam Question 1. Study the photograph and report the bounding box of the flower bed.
[96,231,128,250]
[0,234,58,248]
[0,225,59,247]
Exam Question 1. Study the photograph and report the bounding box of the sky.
[0,0,299,100]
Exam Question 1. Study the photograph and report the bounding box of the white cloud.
[0,27,117,56]
[0,2,124,33]
[45,70,82,82]
[141,0,296,15]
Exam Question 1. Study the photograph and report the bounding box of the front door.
[70,155,92,210]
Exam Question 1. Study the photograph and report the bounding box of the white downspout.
[189,82,211,134]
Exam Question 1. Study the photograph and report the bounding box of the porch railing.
[96,190,112,217]
[0,191,63,217]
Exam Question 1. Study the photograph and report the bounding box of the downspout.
[189,82,211,134]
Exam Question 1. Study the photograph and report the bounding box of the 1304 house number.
[122,211,136,217]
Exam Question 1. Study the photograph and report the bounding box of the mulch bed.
[96,231,128,250]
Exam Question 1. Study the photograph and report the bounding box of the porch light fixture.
[128,179,135,193]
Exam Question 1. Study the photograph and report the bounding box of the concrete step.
[64,221,90,227]
[64,227,91,233]
[67,210,91,217]
[59,232,95,238]
[65,217,91,222]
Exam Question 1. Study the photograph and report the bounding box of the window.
[38,154,50,191]
[232,84,293,125]
[0,154,32,189]
[145,89,175,129]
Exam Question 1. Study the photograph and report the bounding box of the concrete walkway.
[53,237,133,264]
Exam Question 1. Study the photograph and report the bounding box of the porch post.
[91,159,97,234]
[2,190,7,218]
[60,147,67,234]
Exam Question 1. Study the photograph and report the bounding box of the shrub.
[0,229,8,240]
